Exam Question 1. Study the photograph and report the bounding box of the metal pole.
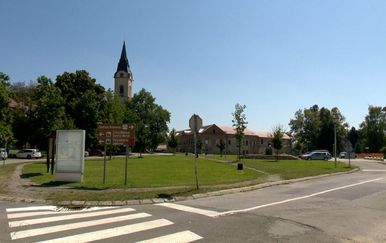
[125,145,128,185]
[334,123,337,168]
[194,132,199,190]
[103,143,107,184]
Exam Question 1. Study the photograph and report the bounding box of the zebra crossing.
[6,205,203,242]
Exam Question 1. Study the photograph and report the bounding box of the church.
[114,42,133,102]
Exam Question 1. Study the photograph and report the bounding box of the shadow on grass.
[30,181,104,191]
[20,173,43,179]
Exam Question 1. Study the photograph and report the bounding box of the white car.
[16,149,42,159]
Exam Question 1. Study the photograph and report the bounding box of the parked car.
[16,149,42,159]
[339,152,347,158]
[301,151,332,160]
[84,151,89,157]
[89,149,105,156]
[0,148,7,159]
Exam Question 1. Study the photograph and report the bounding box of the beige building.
[176,124,291,155]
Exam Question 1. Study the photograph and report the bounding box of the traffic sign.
[97,124,135,146]
[189,114,202,133]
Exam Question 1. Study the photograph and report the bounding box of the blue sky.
[1,0,385,132]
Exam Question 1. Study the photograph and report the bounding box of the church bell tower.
[114,42,133,101]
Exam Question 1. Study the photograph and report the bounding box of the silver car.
[301,151,332,160]
[16,149,42,159]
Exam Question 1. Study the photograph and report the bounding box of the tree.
[360,106,386,153]
[0,72,12,145]
[33,76,65,148]
[289,105,347,154]
[127,89,170,156]
[101,90,126,124]
[271,125,284,161]
[167,128,178,154]
[10,81,38,148]
[232,103,247,161]
[216,139,226,157]
[348,127,360,152]
[55,70,105,148]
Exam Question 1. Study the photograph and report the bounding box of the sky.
[1,0,385,132]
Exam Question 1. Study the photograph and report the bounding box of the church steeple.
[116,42,130,73]
[114,41,133,101]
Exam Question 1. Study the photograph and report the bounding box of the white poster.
[55,130,85,182]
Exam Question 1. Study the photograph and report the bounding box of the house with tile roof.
[176,124,291,155]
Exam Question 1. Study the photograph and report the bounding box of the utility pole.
[334,122,337,168]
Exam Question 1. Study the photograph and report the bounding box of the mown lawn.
[23,155,262,189]
[19,155,355,202]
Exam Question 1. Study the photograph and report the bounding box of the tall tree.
[216,139,226,157]
[348,127,360,152]
[360,106,386,152]
[232,103,247,161]
[0,72,12,145]
[271,125,284,161]
[167,128,178,154]
[127,89,170,155]
[101,90,126,124]
[289,105,347,154]
[33,76,65,148]
[55,70,105,147]
[10,81,38,148]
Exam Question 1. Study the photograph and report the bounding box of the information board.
[98,124,135,146]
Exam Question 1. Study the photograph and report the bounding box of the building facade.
[114,42,133,102]
[176,124,291,155]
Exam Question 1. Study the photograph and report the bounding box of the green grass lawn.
[19,155,355,202]
[242,159,354,180]
[0,163,18,193]
[23,155,261,189]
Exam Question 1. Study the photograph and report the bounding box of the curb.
[0,167,360,207]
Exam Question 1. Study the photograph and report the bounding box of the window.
[213,129,216,134]
[119,85,124,96]
[228,140,231,145]
[245,140,249,146]
[120,73,124,78]
[260,139,264,145]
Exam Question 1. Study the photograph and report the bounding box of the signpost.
[97,124,135,184]
[189,114,202,190]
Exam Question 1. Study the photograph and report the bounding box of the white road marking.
[37,219,174,243]
[362,169,386,172]
[9,207,135,228]
[7,206,58,213]
[219,177,384,216]
[7,207,115,219]
[157,203,220,218]
[137,230,203,243]
[10,213,151,240]
[158,178,384,218]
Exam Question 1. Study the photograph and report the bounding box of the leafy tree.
[101,90,126,124]
[348,127,360,152]
[55,70,105,147]
[359,106,386,152]
[271,125,284,161]
[167,128,178,154]
[216,139,226,157]
[0,72,12,144]
[10,81,38,148]
[289,105,347,154]
[33,76,65,148]
[232,103,247,161]
[127,89,170,156]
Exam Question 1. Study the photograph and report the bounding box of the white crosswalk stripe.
[6,205,203,242]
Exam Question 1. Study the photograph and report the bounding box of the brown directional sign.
[97,124,135,146]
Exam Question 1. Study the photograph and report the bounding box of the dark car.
[89,149,105,156]
[301,151,332,160]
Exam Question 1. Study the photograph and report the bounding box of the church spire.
[116,41,131,73]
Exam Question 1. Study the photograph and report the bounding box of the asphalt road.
[1,158,385,242]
